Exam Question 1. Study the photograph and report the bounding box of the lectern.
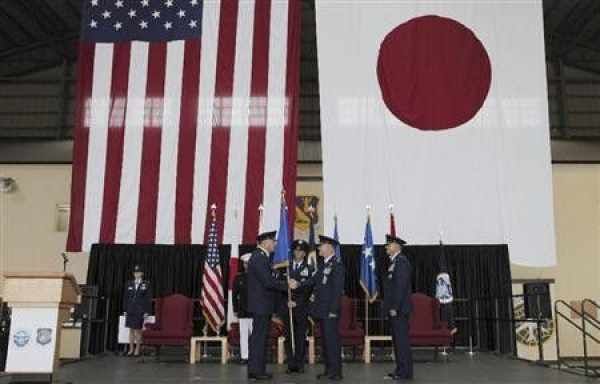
[3,272,80,374]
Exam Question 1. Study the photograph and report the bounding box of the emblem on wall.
[13,329,31,348]
[36,328,53,346]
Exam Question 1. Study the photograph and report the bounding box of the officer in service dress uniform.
[247,231,296,380]
[382,235,413,380]
[292,235,344,381]
[123,265,152,357]
[284,239,315,374]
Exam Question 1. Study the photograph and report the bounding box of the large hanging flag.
[201,205,224,333]
[360,215,378,302]
[67,0,301,252]
[316,1,555,267]
[272,198,291,268]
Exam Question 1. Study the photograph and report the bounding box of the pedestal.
[3,272,80,374]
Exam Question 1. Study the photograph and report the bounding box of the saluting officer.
[122,265,152,357]
[247,230,296,380]
[383,235,413,381]
[284,239,315,374]
[293,235,344,381]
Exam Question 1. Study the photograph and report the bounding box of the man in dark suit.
[382,235,413,380]
[247,230,297,380]
[292,235,344,381]
[122,265,152,357]
[284,239,315,374]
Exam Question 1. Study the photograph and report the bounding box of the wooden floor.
[0,352,592,383]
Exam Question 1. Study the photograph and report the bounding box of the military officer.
[383,235,413,380]
[247,230,297,380]
[284,239,315,374]
[292,235,344,381]
[122,265,152,357]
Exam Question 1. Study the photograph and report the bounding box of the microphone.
[62,252,69,272]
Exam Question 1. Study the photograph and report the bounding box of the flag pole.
[365,205,371,337]
[282,190,296,356]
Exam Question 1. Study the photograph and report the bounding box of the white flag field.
[316,0,556,267]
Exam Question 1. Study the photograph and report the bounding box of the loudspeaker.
[73,285,99,321]
[524,282,552,319]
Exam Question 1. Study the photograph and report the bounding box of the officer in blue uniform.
[382,235,413,380]
[247,230,295,380]
[123,265,152,357]
[293,235,344,381]
[284,239,315,374]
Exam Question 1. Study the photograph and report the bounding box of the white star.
[165,0,174,7]
[128,9,137,18]
[115,0,124,8]
[139,20,148,29]
[89,19,98,28]
[363,246,373,258]
[188,19,197,28]
[102,10,111,19]
[152,10,160,18]
[91,0,99,6]
[141,0,149,7]
[114,21,123,30]
[164,21,172,30]
[177,9,186,18]
[190,0,198,5]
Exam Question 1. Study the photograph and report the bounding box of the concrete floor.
[0,353,594,384]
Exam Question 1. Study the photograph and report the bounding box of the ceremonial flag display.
[67,0,301,252]
[201,206,224,332]
[272,198,291,268]
[316,0,555,266]
[360,215,378,302]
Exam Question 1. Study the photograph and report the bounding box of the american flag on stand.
[201,205,225,332]
[67,0,301,252]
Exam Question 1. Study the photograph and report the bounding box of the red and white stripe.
[67,0,301,252]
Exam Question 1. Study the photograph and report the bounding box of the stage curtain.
[87,243,511,353]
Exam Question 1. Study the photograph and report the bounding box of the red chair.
[142,294,193,360]
[408,293,453,360]
[314,295,365,360]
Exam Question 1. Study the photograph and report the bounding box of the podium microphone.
[61,252,69,272]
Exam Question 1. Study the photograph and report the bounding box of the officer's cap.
[257,230,277,242]
[386,234,407,245]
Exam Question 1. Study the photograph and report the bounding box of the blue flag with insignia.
[360,216,378,302]
[272,201,291,268]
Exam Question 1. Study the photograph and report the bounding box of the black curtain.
[87,243,512,353]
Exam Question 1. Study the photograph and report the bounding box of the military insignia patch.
[300,268,309,277]
[36,328,53,346]
[13,329,31,347]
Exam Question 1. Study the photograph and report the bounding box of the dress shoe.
[286,368,297,374]
[328,374,343,381]
[387,373,400,380]
[247,373,272,380]
[240,359,248,365]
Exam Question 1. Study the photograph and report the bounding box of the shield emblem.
[13,329,31,347]
[36,328,53,346]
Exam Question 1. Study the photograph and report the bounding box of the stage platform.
[0,353,590,383]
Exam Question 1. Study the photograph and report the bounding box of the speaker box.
[524,282,552,319]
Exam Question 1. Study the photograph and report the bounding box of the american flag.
[202,205,224,331]
[67,0,301,252]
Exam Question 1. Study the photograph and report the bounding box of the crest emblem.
[435,273,454,304]
[36,328,53,346]
[13,329,31,347]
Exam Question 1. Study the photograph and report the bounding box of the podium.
[3,272,80,374]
